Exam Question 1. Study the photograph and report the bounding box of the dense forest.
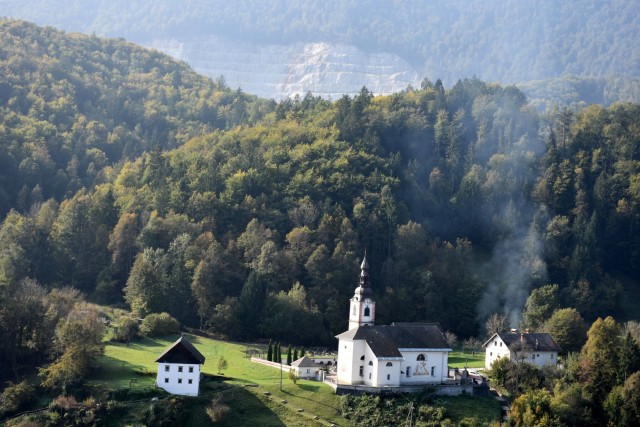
[0,19,640,425]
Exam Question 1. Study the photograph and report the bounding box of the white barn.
[335,255,451,388]
[155,336,206,396]
[483,332,561,370]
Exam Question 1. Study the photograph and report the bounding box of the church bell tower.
[348,252,376,330]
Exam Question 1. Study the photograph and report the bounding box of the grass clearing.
[448,349,485,369]
[86,334,498,426]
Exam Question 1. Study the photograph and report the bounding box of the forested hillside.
[2,0,639,105]
[1,21,640,420]
[0,19,273,217]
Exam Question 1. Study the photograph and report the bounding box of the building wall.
[295,366,320,379]
[156,363,200,396]
[337,339,356,383]
[485,338,558,369]
[399,350,449,384]
[372,358,401,387]
[484,338,511,370]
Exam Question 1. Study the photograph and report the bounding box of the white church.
[335,255,452,388]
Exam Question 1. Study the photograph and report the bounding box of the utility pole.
[280,357,283,391]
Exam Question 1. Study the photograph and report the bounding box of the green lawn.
[448,349,485,369]
[88,335,346,426]
[86,335,497,426]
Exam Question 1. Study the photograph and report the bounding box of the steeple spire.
[359,250,369,287]
[349,250,375,329]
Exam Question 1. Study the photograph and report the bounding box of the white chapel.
[335,254,452,388]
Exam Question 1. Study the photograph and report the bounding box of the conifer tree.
[293,348,298,361]
[267,339,273,361]
[287,344,292,365]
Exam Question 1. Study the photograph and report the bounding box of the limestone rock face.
[148,36,422,100]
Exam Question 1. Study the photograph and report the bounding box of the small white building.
[483,332,561,370]
[291,356,321,379]
[335,255,452,388]
[155,336,206,396]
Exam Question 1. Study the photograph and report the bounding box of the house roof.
[155,336,206,364]
[336,323,450,358]
[483,332,562,352]
[291,356,319,368]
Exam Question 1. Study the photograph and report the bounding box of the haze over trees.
[0,19,639,424]
[1,0,639,106]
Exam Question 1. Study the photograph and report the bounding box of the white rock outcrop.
[148,36,422,100]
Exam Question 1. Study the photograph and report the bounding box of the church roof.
[336,323,450,358]
[291,356,319,368]
[483,332,561,352]
[155,336,206,364]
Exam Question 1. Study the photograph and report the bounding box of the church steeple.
[348,251,375,329]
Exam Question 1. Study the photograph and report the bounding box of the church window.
[387,374,390,380]
[360,355,365,360]
[406,367,411,377]
[417,354,426,361]
[368,361,373,366]
[369,373,371,379]
[499,342,502,347]
[364,306,370,317]
[386,362,393,367]
[431,366,435,376]
[494,341,497,346]
[359,366,363,377]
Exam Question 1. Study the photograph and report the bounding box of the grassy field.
[85,334,497,426]
[448,349,486,369]
[87,335,346,426]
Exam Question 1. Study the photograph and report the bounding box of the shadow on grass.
[281,388,340,412]
[296,383,321,392]
[214,386,287,427]
[88,354,155,389]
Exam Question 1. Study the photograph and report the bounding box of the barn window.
[188,379,193,384]
[364,307,370,317]
[164,365,170,372]
[386,362,393,367]
[178,378,182,384]
[417,354,425,361]
[189,366,194,373]
[164,378,169,383]
[178,366,183,373]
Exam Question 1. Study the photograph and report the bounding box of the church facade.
[335,255,451,388]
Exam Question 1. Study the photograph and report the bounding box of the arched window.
[360,355,365,360]
[368,361,373,366]
[417,354,426,361]
[364,306,370,317]
[386,362,393,367]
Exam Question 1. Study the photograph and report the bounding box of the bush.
[139,312,180,337]
[113,316,139,342]
[0,380,35,416]
[206,397,230,423]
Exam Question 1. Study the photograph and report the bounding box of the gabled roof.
[336,323,450,358]
[483,332,562,352]
[155,336,206,364]
[291,356,319,368]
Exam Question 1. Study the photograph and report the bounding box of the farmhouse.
[291,356,321,379]
[155,335,206,396]
[483,331,561,370]
[335,255,451,388]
